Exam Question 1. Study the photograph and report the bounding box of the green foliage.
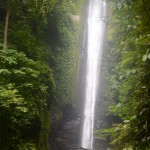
[0,45,55,149]
[95,129,111,140]
[0,0,83,149]
[47,0,82,108]
[99,0,150,149]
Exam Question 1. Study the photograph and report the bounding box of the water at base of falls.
[81,0,106,149]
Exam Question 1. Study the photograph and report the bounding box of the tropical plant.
[97,0,150,149]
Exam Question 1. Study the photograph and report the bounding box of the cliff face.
[49,104,84,150]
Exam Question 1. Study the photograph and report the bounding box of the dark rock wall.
[49,104,84,150]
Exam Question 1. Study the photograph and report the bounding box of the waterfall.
[81,0,106,149]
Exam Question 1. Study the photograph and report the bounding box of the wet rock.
[62,104,79,122]
[49,104,81,150]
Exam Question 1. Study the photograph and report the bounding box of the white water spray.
[81,0,106,149]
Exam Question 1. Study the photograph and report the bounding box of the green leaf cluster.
[0,46,55,149]
[0,0,83,149]
[99,0,150,149]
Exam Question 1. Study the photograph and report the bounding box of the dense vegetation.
[97,0,150,149]
[0,0,82,149]
[1,0,149,150]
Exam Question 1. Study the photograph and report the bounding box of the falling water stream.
[81,0,106,149]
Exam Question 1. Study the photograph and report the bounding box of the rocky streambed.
[49,104,110,150]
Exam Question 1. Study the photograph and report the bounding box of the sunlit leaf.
[147,53,150,59]
[142,55,147,61]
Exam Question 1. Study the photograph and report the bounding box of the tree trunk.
[3,9,10,49]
